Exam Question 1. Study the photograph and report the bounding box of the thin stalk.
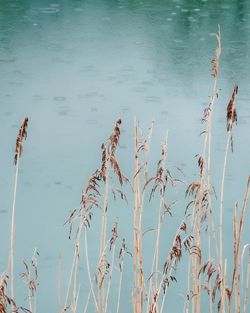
[84,230,98,311]
[9,155,20,308]
[8,117,29,308]
[243,246,250,313]
[84,240,110,313]
[207,87,219,262]
[98,162,110,313]
[83,290,91,313]
[104,245,116,313]
[116,258,124,313]
[146,206,162,313]
[70,213,86,312]
[34,294,37,313]
[151,223,185,313]
[57,254,62,313]
[183,255,191,313]
[221,259,227,313]
[230,205,238,313]
[230,176,250,311]
[72,285,80,313]
[155,133,168,290]
[72,254,78,313]
[63,248,78,311]
[133,119,140,313]
[219,134,231,278]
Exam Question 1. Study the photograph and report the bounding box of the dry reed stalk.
[83,239,110,313]
[139,124,155,312]
[145,134,170,313]
[0,274,16,313]
[227,176,250,313]
[220,259,227,313]
[149,220,188,313]
[83,232,122,313]
[232,204,238,313]
[116,239,128,313]
[243,246,250,313]
[98,162,110,313]
[62,246,78,312]
[21,248,39,313]
[103,222,119,313]
[206,26,221,313]
[84,230,98,311]
[133,119,142,313]
[63,118,125,313]
[104,244,116,313]
[72,258,78,313]
[219,84,239,312]
[154,135,168,288]
[97,118,123,313]
[183,26,222,313]
[67,186,97,312]
[71,286,80,313]
[185,180,204,313]
[133,120,155,313]
[116,262,123,313]
[69,209,90,313]
[57,254,62,313]
[8,117,29,310]
[83,291,91,313]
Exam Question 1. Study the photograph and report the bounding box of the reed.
[20,249,39,313]
[9,117,29,311]
[1,30,249,313]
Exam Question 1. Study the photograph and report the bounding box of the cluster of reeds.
[182,27,249,313]
[61,26,249,313]
[1,28,249,313]
[0,117,40,313]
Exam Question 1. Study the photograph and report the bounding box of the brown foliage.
[226,85,238,132]
[14,117,29,165]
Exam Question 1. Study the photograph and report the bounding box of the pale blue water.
[0,0,249,312]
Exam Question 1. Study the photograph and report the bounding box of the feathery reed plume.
[226,85,238,132]
[226,85,238,152]
[63,118,127,313]
[219,85,239,313]
[14,117,29,165]
[21,249,39,313]
[211,25,221,79]
[116,239,129,313]
[0,274,16,313]
[104,223,119,313]
[98,118,125,312]
[133,120,154,313]
[149,220,191,313]
[9,117,29,309]
[184,26,222,313]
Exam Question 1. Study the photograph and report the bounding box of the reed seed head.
[14,117,29,165]
[227,85,238,132]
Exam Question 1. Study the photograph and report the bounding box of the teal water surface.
[0,0,249,312]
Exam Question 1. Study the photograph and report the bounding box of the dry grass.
[0,30,249,313]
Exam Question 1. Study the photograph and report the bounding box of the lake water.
[0,0,249,312]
